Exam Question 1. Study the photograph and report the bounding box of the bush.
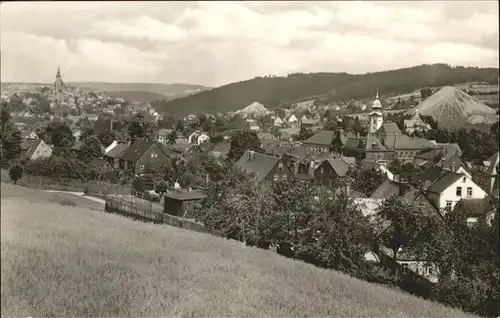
[9,164,23,184]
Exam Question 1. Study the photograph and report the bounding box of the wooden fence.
[1,169,132,195]
[104,195,208,234]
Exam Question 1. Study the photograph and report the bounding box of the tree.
[348,168,385,197]
[376,196,429,267]
[167,130,177,144]
[97,130,115,148]
[46,121,75,151]
[155,180,168,197]
[420,87,433,100]
[9,164,23,184]
[127,114,155,141]
[296,127,314,141]
[2,129,22,162]
[79,135,102,163]
[329,132,343,153]
[270,125,281,138]
[490,121,499,144]
[1,102,12,137]
[79,128,95,142]
[227,129,261,161]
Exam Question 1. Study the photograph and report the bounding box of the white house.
[21,139,52,160]
[188,131,210,145]
[288,114,298,123]
[23,131,39,140]
[274,117,283,126]
[426,171,488,212]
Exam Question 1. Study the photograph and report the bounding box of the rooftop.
[236,150,283,183]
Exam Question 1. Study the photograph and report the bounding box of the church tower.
[54,66,64,95]
[369,90,383,134]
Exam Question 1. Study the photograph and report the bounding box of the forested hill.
[152,64,498,116]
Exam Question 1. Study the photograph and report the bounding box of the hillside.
[1,183,475,317]
[406,86,498,130]
[152,64,498,116]
[104,90,171,103]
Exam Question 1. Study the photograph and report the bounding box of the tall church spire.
[56,66,61,78]
[376,89,379,99]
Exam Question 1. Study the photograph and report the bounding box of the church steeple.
[369,90,384,134]
[56,66,61,78]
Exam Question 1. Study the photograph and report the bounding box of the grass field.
[1,183,476,317]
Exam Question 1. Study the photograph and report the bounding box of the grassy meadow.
[1,183,476,317]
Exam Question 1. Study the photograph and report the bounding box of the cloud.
[1,1,498,87]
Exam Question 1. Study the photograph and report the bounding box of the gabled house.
[302,130,336,153]
[274,117,283,126]
[164,188,207,217]
[22,131,39,140]
[21,139,52,160]
[300,118,316,131]
[343,134,394,163]
[236,150,293,183]
[452,197,496,227]
[117,139,172,174]
[104,143,130,169]
[287,114,298,124]
[436,153,471,179]
[426,171,487,212]
[314,158,350,188]
[471,151,499,194]
[403,111,431,134]
[370,178,409,200]
[188,131,210,145]
[157,129,173,145]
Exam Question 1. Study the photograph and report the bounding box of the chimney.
[205,174,210,184]
[451,163,456,172]
[249,150,255,160]
[110,118,114,131]
[188,187,192,192]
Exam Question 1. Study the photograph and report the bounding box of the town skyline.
[1,1,499,87]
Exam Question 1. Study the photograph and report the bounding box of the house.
[188,131,210,145]
[164,188,207,217]
[287,114,298,124]
[117,139,172,174]
[436,153,471,179]
[343,134,394,163]
[21,139,52,160]
[300,118,316,130]
[22,131,39,140]
[452,197,496,227]
[375,122,436,163]
[172,143,203,156]
[302,130,336,153]
[471,151,499,194]
[425,171,487,212]
[314,158,350,188]
[274,117,283,126]
[104,143,130,169]
[88,158,115,179]
[236,150,293,183]
[403,110,431,134]
[93,113,114,134]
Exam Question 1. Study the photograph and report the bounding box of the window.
[273,174,279,181]
[151,152,158,158]
[467,187,472,197]
[320,167,324,174]
[456,187,462,196]
[462,177,466,183]
[283,175,288,180]
[140,165,145,171]
[445,201,453,209]
[278,162,283,170]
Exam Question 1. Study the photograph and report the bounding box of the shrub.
[9,164,23,184]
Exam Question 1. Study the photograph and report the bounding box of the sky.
[1,1,498,87]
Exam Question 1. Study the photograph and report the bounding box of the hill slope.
[152,64,498,116]
[1,183,474,317]
[406,86,498,130]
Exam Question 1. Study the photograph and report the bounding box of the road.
[42,190,106,205]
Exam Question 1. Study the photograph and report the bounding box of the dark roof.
[93,115,113,133]
[377,122,402,135]
[382,134,436,150]
[236,150,282,182]
[415,149,441,161]
[303,130,336,146]
[21,139,43,158]
[427,171,464,194]
[287,146,308,159]
[119,139,164,162]
[370,179,402,199]
[439,153,466,171]
[437,143,462,159]
[323,159,349,177]
[340,156,356,166]
[166,189,207,201]
[344,135,389,152]
[453,198,493,217]
[105,143,130,158]
[412,166,444,187]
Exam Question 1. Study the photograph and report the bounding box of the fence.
[2,169,132,195]
[104,195,208,234]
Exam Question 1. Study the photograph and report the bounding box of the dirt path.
[42,190,106,204]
